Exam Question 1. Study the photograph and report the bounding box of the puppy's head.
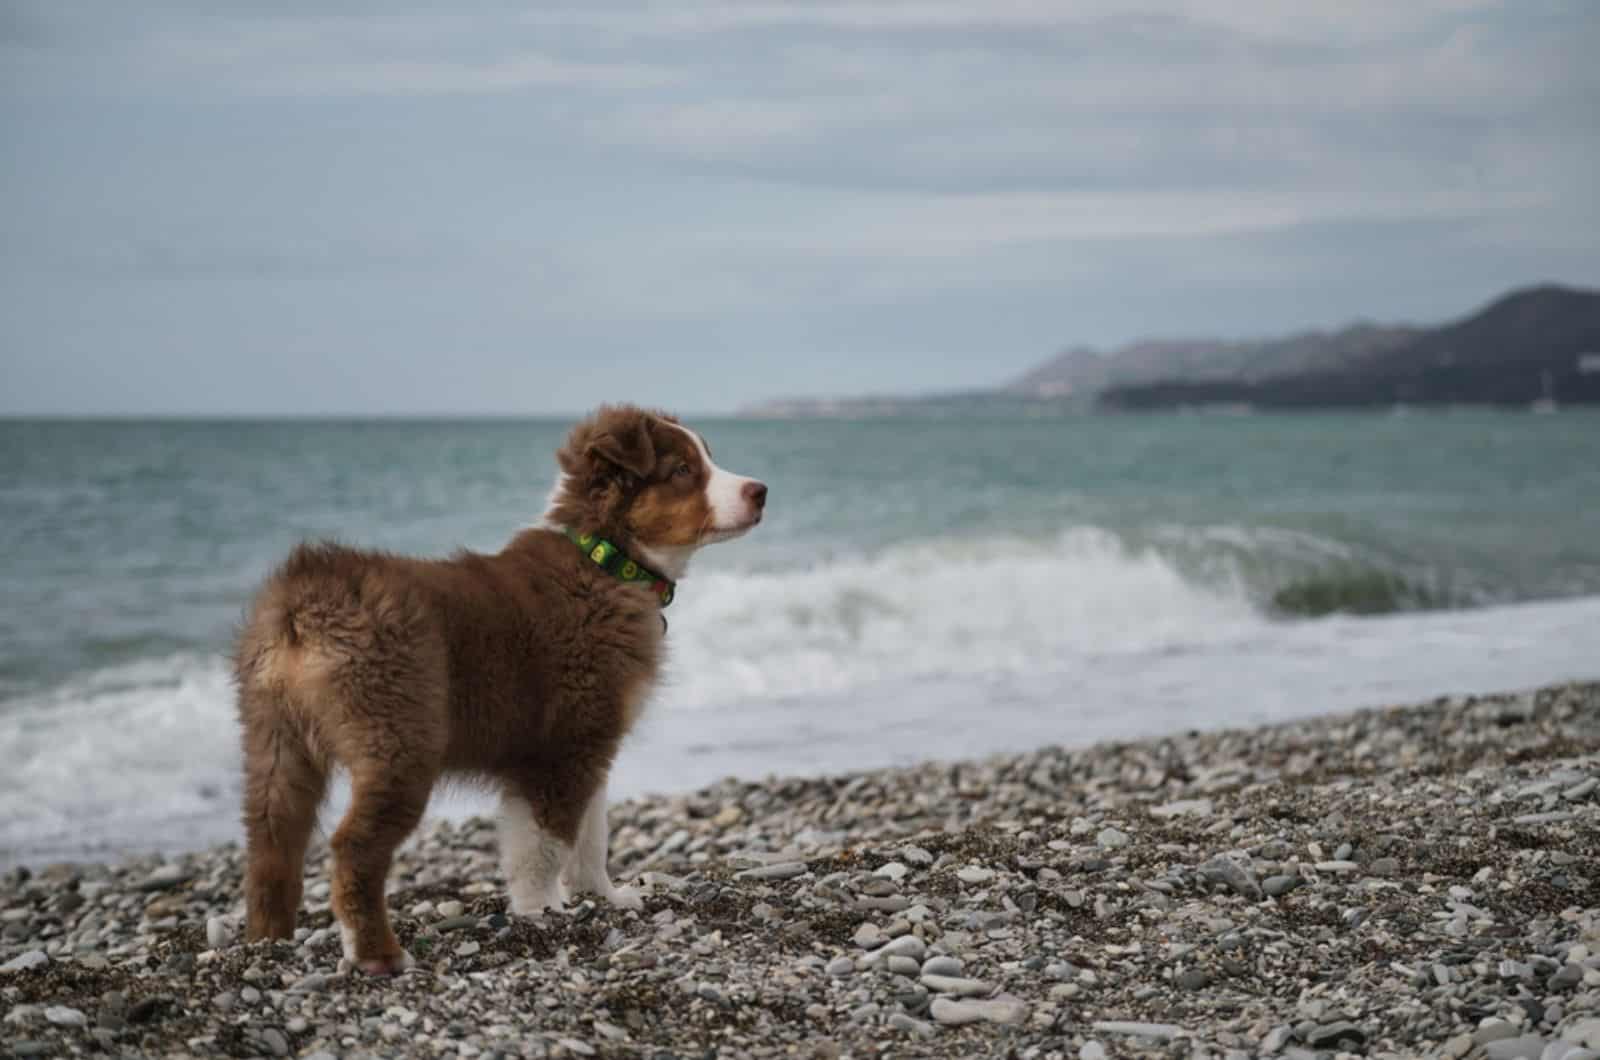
[548,405,767,574]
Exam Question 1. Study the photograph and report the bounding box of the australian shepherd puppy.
[232,405,766,973]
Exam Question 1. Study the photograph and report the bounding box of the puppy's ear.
[585,415,655,479]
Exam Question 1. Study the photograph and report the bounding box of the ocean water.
[2,412,1599,867]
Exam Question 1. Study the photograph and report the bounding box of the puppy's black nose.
[743,481,768,509]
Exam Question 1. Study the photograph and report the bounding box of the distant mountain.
[1007,324,1420,399]
[741,284,1600,417]
[1102,285,1600,410]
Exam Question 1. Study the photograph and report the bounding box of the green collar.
[566,529,676,608]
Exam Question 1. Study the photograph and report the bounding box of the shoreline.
[3,681,1598,1058]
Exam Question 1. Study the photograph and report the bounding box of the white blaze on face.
[675,424,762,538]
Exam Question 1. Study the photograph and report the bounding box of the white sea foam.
[4,532,1598,866]
[659,528,1264,709]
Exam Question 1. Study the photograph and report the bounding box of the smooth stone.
[1307,1021,1367,1048]
[1080,1042,1109,1060]
[1314,860,1360,873]
[134,865,190,891]
[956,866,994,885]
[854,923,884,948]
[1478,1022,1523,1045]
[874,862,909,881]
[1371,856,1401,875]
[826,956,855,977]
[261,1028,289,1057]
[1485,1037,1550,1060]
[929,997,1027,1026]
[290,974,333,993]
[735,861,808,881]
[886,955,921,976]
[921,956,964,977]
[1150,799,1212,819]
[1176,969,1210,990]
[1,949,48,973]
[455,940,480,956]
[888,1013,934,1036]
[865,935,926,963]
[1264,875,1303,897]
[1562,1020,1600,1048]
[1262,1025,1294,1053]
[436,900,465,918]
[1550,965,1584,990]
[1199,855,1263,899]
[45,1006,88,1027]
[436,915,476,932]
[921,974,992,997]
[1097,827,1131,849]
[1564,777,1598,800]
[205,916,233,949]
[1093,1021,1183,1041]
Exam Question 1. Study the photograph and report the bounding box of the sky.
[2,1,1597,415]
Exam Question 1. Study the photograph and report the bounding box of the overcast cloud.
[2,1,1596,414]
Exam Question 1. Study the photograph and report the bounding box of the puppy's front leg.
[496,791,569,915]
[568,776,642,910]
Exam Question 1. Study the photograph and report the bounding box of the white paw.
[604,884,644,911]
[339,922,357,963]
[507,879,567,917]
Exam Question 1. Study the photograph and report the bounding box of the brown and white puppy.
[232,405,766,973]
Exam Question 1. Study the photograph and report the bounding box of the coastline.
[3,681,1598,1059]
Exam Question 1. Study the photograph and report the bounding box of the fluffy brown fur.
[232,405,763,973]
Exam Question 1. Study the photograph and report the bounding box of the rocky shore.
[4,681,1599,1059]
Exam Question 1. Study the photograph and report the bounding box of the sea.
[3,411,1599,868]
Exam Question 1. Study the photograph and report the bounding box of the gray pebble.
[1092,1020,1182,1041]
[1261,1025,1294,1053]
[1176,968,1210,990]
[260,1028,289,1057]
[205,915,233,950]
[920,974,992,996]
[1478,1022,1522,1045]
[1097,827,1130,849]
[45,1005,88,1027]
[888,1012,934,1036]
[1264,875,1302,897]
[1080,1042,1109,1060]
[0,949,48,973]
[921,955,964,977]
[1199,854,1263,899]
[1485,1037,1549,1060]
[826,955,855,976]
[886,955,920,975]
[1307,1021,1366,1048]
[1549,964,1583,990]
[735,861,809,880]
[929,997,1028,1025]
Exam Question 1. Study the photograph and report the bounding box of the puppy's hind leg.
[328,763,433,975]
[240,705,327,943]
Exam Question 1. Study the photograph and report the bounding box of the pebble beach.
[3,681,1598,1060]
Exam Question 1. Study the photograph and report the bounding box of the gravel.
[2,679,1598,1058]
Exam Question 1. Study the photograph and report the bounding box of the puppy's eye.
[672,463,693,480]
